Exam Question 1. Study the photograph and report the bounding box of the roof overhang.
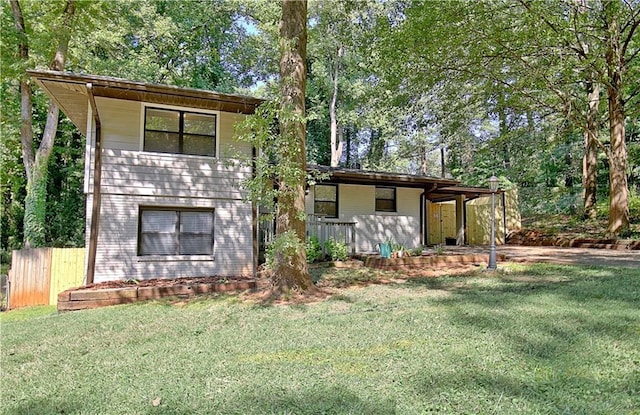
[27,70,265,135]
[308,165,499,202]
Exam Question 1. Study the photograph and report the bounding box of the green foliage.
[264,230,305,271]
[23,164,48,248]
[305,236,323,263]
[324,237,348,261]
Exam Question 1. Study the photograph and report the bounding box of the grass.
[1,263,639,414]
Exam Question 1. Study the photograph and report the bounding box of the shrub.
[306,236,323,263]
[325,238,348,261]
[264,231,305,270]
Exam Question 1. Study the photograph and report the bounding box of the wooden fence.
[8,248,85,309]
[306,215,356,254]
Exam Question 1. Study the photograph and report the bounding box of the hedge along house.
[29,70,263,284]
[29,70,517,284]
[304,166,517,254]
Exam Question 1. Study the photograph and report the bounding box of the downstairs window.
[138,208,214,256]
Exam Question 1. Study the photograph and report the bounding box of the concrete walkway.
[444,245,640,269]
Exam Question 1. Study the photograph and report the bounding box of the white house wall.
[306,184,422,253]
[85,97,253,282]
[85,194,253,282]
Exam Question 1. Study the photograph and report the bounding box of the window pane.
[315,185,337,202]
[183,134,215,156]
[146,109,179,132]
[315,201,337,217]
[184,113,216,135]
[141,211,177,233]
[376,187,395,200]
[376,199,395,212]
[141,234,177,255]
[144,131,180,153]
[180,211,213,233]
[179,234,212,255]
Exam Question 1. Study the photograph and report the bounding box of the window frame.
[375,186,397,213]
[141,104,219,157]
[313,184,339,218]
[137,207,215,257]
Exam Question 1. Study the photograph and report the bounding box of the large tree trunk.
[273,0,312,292]
[12,0,76,248]
[604,1,629,236]
[583,81,599,219]
[329,45,344,167]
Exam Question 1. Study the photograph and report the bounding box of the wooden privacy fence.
[8,248,85,309]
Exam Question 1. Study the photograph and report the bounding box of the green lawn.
[1,264,639,414]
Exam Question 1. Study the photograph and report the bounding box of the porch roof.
[308,165,500,202]
[27,70,264,136]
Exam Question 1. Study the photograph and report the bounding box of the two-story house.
[29,70,515,285]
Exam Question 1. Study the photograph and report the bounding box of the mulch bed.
[81,275,253,290]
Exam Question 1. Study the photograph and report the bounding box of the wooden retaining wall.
[8,248,85,309]
[363,253,507,271]
[57,279,257,311]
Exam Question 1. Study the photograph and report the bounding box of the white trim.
[136,255,215,262]
[84,100,93,194]
[139,102,221,158]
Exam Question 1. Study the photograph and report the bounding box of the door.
[427,202,456,245]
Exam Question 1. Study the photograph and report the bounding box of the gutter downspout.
[86,83,102,285]
[420,192,426,246]
[251,146,258,277]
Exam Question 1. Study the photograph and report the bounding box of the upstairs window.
[144,108,216,156]
[375,187,396,212]
[138,208,214,256]
[314,184,338,218]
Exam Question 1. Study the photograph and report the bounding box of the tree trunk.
[583,81,599,219]
[273,0,312,292]
[12,0,76,248]
[329,45,344,167]
[345,124,352,167]
[604,1,629,236]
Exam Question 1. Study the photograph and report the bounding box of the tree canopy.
[1,0,638,258]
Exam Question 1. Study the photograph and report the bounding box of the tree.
[272,0,313,292]
[10,0,77,248]
[602,0,637,235]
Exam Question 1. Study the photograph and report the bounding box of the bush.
[264,231,305,270]
[306,236,323,263]
[324,238,348,261]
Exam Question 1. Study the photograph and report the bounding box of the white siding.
[97,97,141,150]
[219,112,252,157]
[306,184,423,253]
[85,98,254,282]
[89,149,250,199]
[86,194,253,283]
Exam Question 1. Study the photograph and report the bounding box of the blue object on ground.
[379,242,391,259]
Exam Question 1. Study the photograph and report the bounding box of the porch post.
[455,194,465,245]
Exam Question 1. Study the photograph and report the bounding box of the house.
[304,166,517,253]
[29,70,517,284]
